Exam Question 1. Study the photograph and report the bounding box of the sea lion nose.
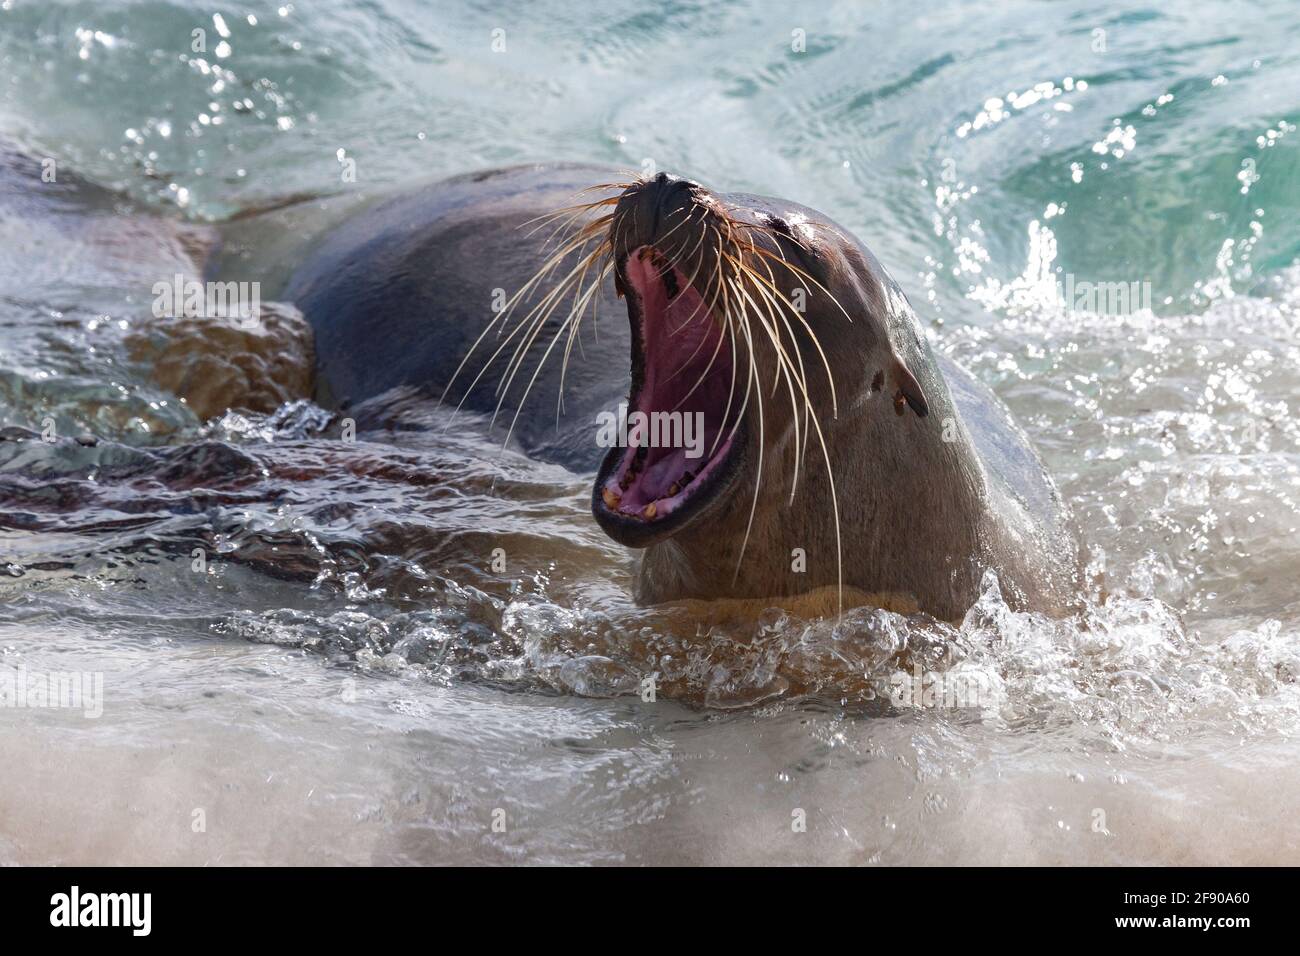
[647,172,700,229]
[614,172,702,253]
[652,171,698,196]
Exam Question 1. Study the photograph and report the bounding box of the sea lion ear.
[889,355,929,418]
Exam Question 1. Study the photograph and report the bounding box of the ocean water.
[1,0,1299,864]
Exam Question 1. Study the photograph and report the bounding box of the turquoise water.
[4,0,1297,303]
[1,1,1298,864]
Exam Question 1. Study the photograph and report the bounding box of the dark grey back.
[283,164,631,471]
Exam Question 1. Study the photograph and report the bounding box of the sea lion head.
[590,172,936,579]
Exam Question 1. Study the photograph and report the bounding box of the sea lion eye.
[764,215,794,238]
[760,213,818,268]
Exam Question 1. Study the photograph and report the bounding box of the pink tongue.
[664,281,707,331]
[640,448,687,498]
[653,282,716,397]
[607,251,735,519]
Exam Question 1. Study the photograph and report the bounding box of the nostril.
[651,172,696,196]
[631,172,703,239]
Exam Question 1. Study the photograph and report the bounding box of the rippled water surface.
[2,0,1299,864]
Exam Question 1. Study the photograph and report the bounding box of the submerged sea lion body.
[277,164,1083,620]
[0,138,213,298]
[0,138,315,423]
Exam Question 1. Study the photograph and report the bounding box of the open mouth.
[592,245,745,546]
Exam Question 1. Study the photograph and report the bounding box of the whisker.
[728,272,805,510]
[508,258,612,451]
[491,241,609,424]
[731,262,809,498]
[743,250,839,419]
[442,230,604,425]
[556,254,614,425]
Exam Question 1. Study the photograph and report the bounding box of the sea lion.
[0,138,313,423]
[0,137,213,298]
[280,164,1083,620]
